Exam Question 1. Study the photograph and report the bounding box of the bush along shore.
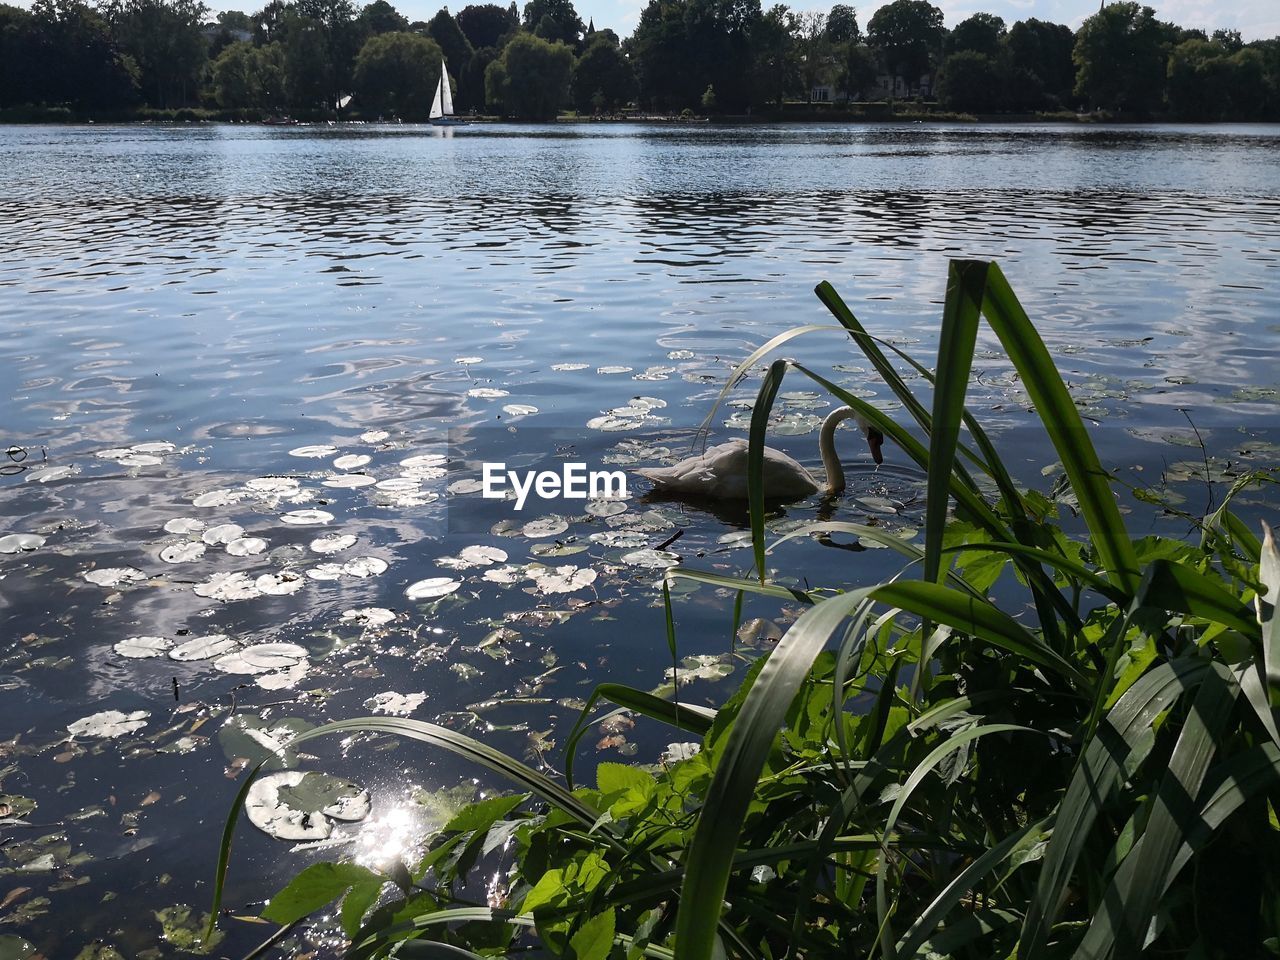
[211,259,1280,960]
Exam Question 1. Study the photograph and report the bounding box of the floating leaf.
[169,634,237,661]
[342,557,388,578]
[201,523,244,546]
[311,533,357,554]
[360,430,389,443]
[530,565,598,595]
[552,362,589,371]
[333,454,371,470]
[67,710,149,739]
[215,643,308,675]
[307,563,346,581]
[193,572,261,601]
[468,387,509,399]
[255,571,306,596]
[289,445,338,458]
[83,567,146,588]
[323,474,376,489]
[502,404,538,417]
[160,542,206,564]
[163,518,206,535]
[406,577,461,600]
[245,772,370,841]
[341,607,396,627]
[226,537,268,557]
[620,549,680,569]
[364,691,427,715]
[0,534,45,554]
[114,636,173,659]
[522,517,569,539]
[280,510,334,526]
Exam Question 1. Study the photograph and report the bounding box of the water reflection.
[0,122,1278,954]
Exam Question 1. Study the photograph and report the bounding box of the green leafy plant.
[211,259,1280,960]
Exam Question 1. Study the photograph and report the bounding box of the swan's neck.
[818,407,865,496]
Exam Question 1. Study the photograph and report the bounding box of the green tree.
[1073,2,1169,114]
[279,9,330,108]
[295,0,362,109]
[936,49,1002,111]
[487,31,572,117]
[945,11,1003,58]
[840,40,876,99]
[358,0,408,35]
[0,4,39,107]
[460,42,499,109]
[796,10,832,99]
[521,0,581,47]
[427,7,473,77]
[253,0,288,43]
[825,3,857,43]
[456,2,516,49]
[1007,18,1074,106]
[112,0,208,107]
[749,2,797,107]
[572,31,635,111]
[866,0,943,87]
[1211,27,1243,52]
[29,0,139,109]
[212,38,284,108]
[353,29,443,117]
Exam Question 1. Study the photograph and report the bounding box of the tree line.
[0,0,1277,121]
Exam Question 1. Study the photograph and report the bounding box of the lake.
[0,121,1278,955]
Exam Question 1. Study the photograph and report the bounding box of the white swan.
[637,407,884,502]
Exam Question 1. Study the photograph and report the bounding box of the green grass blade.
[1019,658,1211,958]
[924,260,987,585]
[748,359,789,582]
[1137,558,1262,640]
[674,585,878,960]
[206,758,267,941]
[870,580,1089,687]
[1260,522,1279,687]
[664,566,814,603]
[694,323,844,447]
[875,723,1040,960]
[564,684,716,788]
[979,263,1140,595]
[1075,662,1238,959]
[941,541,1126,604]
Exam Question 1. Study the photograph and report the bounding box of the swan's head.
[866,427,884,465]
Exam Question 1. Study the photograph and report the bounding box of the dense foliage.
[1,0,1278,119]
[214,262,1280,958]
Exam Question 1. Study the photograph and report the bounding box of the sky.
[454,0,1280,42]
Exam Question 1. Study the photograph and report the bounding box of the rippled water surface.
[1,122,1278,954]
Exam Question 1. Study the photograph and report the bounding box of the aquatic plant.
[211,259,1280,959]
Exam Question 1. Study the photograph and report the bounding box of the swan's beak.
[866,428,884,465]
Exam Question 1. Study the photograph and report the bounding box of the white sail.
[430,74,444,119]
[440,61,454,116]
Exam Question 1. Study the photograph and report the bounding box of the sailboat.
[429,60,466,126]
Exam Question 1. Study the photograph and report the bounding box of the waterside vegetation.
[212,261,1280,959]
[1,0,1279,122]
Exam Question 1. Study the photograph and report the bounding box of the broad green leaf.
[569,908,616,960]
[261,861,383,925]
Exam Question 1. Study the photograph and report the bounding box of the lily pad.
[334,454,372,470]
[342,556,388,578]
[406,577,461,600]
[169,634,238,661]
[193,571,261,601]
[215,643,308,675]
[341,607,396,627]
[201,523,244,545]
[255,571,306,596]
[522,516,569,539]
[530,565,598,594]
[0,534,45,554]
[68,709,149,739]
[364,691,427,715]
[114,636,173,659]
[311,533,357,554]
[160,542,206,564]
[218,714,313,767]
[83,567,147,587]
[245,771,370,840]
[280,509,334,526]
[227,536,269,557]
[289,445,339,458]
